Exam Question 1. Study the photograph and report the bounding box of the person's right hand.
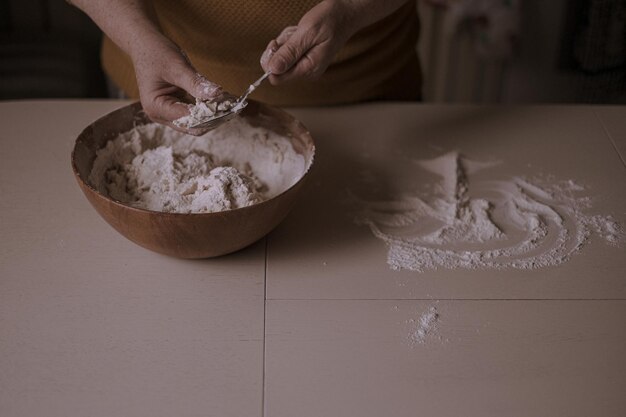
[131,36,224,135]
[259,0,354,85]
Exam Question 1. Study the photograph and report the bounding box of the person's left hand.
[260,0,356,84]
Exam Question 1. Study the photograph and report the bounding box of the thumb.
[261,26,298,72]
[168,62,223,100]
[267,27,313,75]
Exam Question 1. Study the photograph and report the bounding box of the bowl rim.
[71,100,315,217]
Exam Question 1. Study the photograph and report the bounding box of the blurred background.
[0,0,624,103]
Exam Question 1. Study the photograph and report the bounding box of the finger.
[142,94,189,124]
[144,100,210,136]
[184,73,223,100]
[270,39,334,84]
[275,26,298,45]
[260,39,278,71]
[260,26,297,72]
[267,26,316,75]
[166,61,223,100]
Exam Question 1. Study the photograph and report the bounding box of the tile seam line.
[261,237,268,417]
[593,108,626,168]
[265,298,626,301]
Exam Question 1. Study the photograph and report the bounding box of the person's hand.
[131,36,224,135]
[260,0,356,84]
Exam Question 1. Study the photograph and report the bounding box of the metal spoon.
[189,71,272,131]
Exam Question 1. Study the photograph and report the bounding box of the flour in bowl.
[89,118,307,213]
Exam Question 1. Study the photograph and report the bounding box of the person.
[70,0,422,133]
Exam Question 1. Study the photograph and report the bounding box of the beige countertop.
[1,100,625,417]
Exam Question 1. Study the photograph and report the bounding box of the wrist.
[129,31,181,66]
[128,29,167,56]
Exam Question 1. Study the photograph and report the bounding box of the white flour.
[174,97,237,129]
[89,118,307,213]
[355,152,622,272]
[409,306,439,344]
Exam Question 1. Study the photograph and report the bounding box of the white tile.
[265,299,626,417]
[268,105,626,300]
[595,106,626,167]
[0,101,264,417]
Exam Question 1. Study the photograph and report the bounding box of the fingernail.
[192,73,221,99]
[261,44,278,67]
[201,83,222,98]
[260,49,272,67]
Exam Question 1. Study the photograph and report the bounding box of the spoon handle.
[239,71,272,104]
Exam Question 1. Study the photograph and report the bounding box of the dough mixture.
[174,97,237,129]
[89,118,307,213]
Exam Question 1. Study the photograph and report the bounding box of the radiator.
[418,0,518,103]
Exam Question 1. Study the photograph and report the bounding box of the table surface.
[1,100,625,417]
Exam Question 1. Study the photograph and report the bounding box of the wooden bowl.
[71,101,314,258]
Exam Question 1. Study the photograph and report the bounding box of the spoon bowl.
[189,71,270,131]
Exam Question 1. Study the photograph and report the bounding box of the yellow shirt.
[102,0,421,106]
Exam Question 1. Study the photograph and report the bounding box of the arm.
[69,0,222,133]
[261,0,411,84]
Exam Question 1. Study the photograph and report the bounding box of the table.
[1,101,625,417]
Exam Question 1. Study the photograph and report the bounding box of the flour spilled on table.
[408,306,440,344]
[355,152,622,272]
